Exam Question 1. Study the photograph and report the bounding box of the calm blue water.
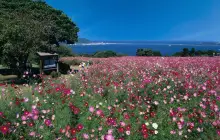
[70,41,220,56]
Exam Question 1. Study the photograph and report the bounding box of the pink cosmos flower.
[120,121,126,127]
[89,106,95,112]
[21,115,27,121]
[83,133,89,139]
[96,109,102,116]
[104,134,114,140]
[170,130,176,134]
[29,131,36,136]
[108,129,113,134]
[32,115,38,120]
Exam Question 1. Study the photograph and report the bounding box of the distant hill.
[77,38,91,43]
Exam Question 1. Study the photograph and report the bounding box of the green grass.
[32,63,39,68]
[0,74,17,81]
[0,65,7,69]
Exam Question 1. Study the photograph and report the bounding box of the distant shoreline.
[71,42,220,46]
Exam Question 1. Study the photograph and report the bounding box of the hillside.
[77,38,91,43]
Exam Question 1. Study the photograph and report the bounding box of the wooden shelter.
[37,52,59,74]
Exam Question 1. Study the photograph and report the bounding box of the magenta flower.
[217,130,220,136]
[44,119,52,126]
[0,125,9,134]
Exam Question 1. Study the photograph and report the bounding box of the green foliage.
[190,48,195,56]
[61,59,83,66]
[153,51,162,56]
[93,50,117,58]
[55,45,74,57]
[136,48,161,56]
[0,0,79,70]
[50,71,61,78]
[0,74,17,81]
[182,48,189,56]
[172,48,218,57]
[78,51,127,58]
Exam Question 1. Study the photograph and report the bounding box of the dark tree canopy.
[0,0,79,69]
[136,49,161,56]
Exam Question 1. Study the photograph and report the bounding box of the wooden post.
[57,62,59,72]
[40,59,43,74]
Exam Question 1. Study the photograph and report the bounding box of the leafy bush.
[136,48,159,56]
[172,48,218,57]
[50,71,61,78]
[93,50,117,58]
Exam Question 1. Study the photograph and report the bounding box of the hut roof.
[37,52,58,57]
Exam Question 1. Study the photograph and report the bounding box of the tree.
[0,0,79,71]
[55,45,74,57]
[153,51,162,56]
[136,49,144,56]
[136,49,157,56]
[190,48,195,56]
[182,48,189,57]
[93,51,117,58]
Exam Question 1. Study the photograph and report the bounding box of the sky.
[45,0,220,41]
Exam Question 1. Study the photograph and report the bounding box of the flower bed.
[0,57,219,139]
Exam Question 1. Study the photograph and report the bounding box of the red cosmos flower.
[84,102,88,107]
[143,133,148,139]
[15,100,20,106]
[6,122,11,126]
[73,108,80,115]
[142,124,147,129]
[125,125,131,131]
[118,127,124,133]
[217,130,220,136]
[188,125,194,130]
[178,113,182,118]
[70,128,77,135]
[76,124,84,131]
[106,82,110,86]
[150,130,155,134]
[59,128,65,133]
[142,128,148,134]
[0,125,9,134]
[44,119,51,126]
[23,111,29,116]
[150,112,156,117]
[188,114,193,119]
[28,122,35,127]
[71,138,77,140]
[144,115,148,120]
[124,114,130,120]
[198,119,203,124]
[63,89,71,95]
[55,87,60,92]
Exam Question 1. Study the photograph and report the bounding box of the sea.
[69,41,220,56]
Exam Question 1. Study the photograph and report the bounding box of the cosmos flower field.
[0,57,220,140]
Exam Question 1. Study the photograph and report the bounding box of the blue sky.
[46,0,220,41]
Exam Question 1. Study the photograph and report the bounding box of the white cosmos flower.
[145,122,149,126]
[152,123,158,129]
